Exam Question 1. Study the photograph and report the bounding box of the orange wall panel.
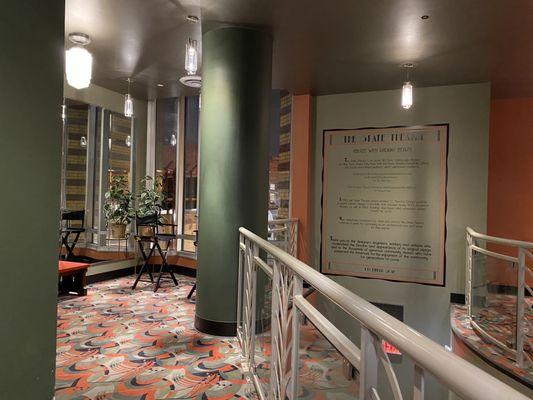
[487,97,533,285]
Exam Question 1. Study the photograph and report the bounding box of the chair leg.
[154,262,164,292]
[187,283,196,300]
[132,243,155,289]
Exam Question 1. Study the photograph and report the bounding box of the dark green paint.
[0,1,64,398]
[195,27,272,332]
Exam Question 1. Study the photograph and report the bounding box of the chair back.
[136,213,158,237]
[61,210,85,229]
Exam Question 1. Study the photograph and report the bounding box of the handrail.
[239,226,527,400]
[465,227,532,369]
[466,226,533,249]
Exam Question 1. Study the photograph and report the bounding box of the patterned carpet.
[56,275,357,399]
[450,294,533,386]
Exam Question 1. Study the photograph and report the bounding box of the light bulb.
[125,135,131,147]
[185,39,198,75]
[171,134,177,146]
[402,81,413,109]
[124,93,134,117]
[65,46,92,89]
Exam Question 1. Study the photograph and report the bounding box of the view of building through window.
[155,98,178,213]
[182,96,199,252]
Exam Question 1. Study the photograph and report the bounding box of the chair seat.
[155,234,175,242]
[61,227,85,233]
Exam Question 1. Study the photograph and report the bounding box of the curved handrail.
[239,227,527,400]
[467,226,533,249]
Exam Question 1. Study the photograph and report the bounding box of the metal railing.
[466,227,533,368]
[237,227,528,400]
[267,218,298,258]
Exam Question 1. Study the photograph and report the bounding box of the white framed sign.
[321,125,448,285]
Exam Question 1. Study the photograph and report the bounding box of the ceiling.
[65,0,533,100]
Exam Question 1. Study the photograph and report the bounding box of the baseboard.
[86,264,196,285]
[87,266,135,284]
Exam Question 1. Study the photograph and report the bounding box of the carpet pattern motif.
[56,276,357,399]
[450,295,533,386]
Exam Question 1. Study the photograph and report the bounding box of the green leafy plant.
[103,175,134,225]
[136,176,164,218]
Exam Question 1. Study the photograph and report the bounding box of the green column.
[195,26,272,335]
[0,1,64,397]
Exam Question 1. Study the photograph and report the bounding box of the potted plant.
[136,175,164,236]
[104,175,134,239]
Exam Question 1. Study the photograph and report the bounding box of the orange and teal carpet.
[56,275,356,399]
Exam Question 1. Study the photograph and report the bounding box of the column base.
[194,315,237,336]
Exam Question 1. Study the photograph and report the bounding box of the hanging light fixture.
[401,63,414,110]
[65,33,92,89]
[124,78,134,117]
[185,38,198,75]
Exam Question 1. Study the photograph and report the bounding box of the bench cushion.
[58,260,89,275]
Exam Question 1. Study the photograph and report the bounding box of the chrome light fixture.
[185,38,198,75]
[65,33,92,89]
[401,63,414,110]
[80,136,87,147]
[124,78,134,117]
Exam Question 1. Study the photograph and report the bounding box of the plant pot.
[109,223,127,239]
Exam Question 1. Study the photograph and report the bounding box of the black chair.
[187,229,199,300]
[59,210,85,260]
[132,211,179,292]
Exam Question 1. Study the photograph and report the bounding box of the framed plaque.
[321,125,448,285]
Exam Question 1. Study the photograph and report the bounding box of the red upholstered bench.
[58,261,89,296]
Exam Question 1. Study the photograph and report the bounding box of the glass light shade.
[124,93,134,117]
[402,81,413,109]
[125,135,131,147]
[171,134,177,146]
[65,46,92,89]
[185,40,198,75]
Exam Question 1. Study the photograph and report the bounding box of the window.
[182,96,199,252]
[155,98,178,213]
[60,101,134,251]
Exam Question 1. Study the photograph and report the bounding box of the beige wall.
[311,83,490,399]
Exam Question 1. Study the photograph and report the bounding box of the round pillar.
[194,26,272,335]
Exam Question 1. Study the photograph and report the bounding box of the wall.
[0,1,64,398]
[487,98,533,284]
[311,83,490,399]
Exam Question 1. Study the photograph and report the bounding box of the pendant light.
[124,78,134,117]
[65,33,92,89]
[185,38,198,75]
[401,63,414,110]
